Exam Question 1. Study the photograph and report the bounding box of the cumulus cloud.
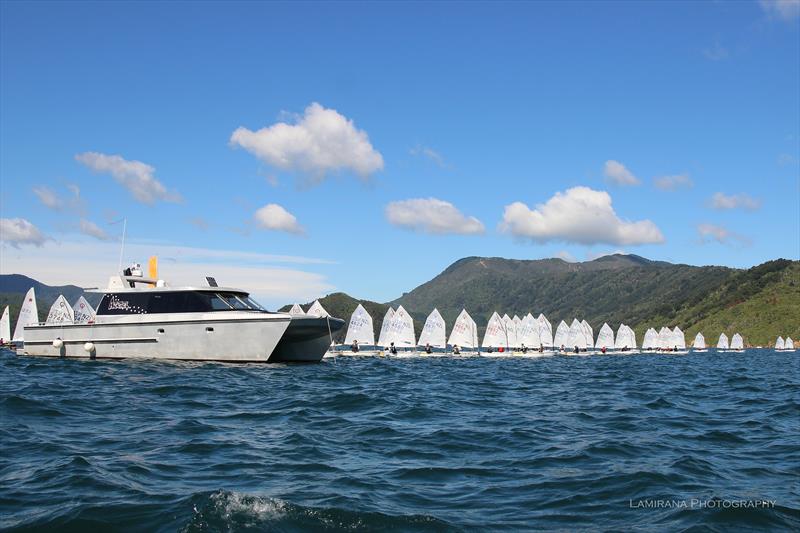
[410,144,448,168]
[0,218,48,247]
[230,103,384,182]
[79,219,112,241]
[697,223,751,246]
[603,160,640,186]
[710,192,761,211]
[385,198,485,235]
[500,186,664,246]
[75,152,181,204]
[654,173,693,191]
[759,0,800,21]
[253,204,304,235]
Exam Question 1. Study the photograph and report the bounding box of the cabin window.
[96,291,270,315]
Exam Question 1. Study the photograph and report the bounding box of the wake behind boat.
[16,268,343,363]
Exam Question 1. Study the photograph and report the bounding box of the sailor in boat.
[521,343,528,354]
[453,345,460,355]
[601,346,607,354]
[560,344,566,353]
[351,340,360,353]
[424,343,432,354]
[487,346,494,353]
[574,345,579,354]
[389,342,397,355]
[538,345,544,353]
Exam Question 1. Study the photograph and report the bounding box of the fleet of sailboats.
[1,288,796,359]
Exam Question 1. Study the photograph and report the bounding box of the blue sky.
[1,1,798,307]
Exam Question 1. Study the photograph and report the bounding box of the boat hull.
[270,316,345,363]
[19,313,291,362]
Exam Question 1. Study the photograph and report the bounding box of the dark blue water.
[1,349,798,532]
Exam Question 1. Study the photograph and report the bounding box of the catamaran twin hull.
[20,314,344,363]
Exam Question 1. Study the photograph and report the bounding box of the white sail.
[482,312,507,348]
[385,305,415,347]
[418,308,446,348]
[614,324,630,349]
[717,333,729,350]
[730,333,744,350]
[595,323,615,349]
[672,327,686,350]
[448,309,478,349]
[289,303,305,316]
[518,314,542,348]
[513,315,522,338]
[502,314,518,348]
[627,325,637,349]
[0,306,10,342]
[12,288,39,341]
[657,326,673,349]
[786,337,795,350]
[377,308,395,347]
[642,328,658,349]
[553,320,570,348]
[775,336,785,350]
[73,296,95,324]
[537,314,552,336]
[344,304,375,346]
[581,320,594,348]
[693,332,706,349]
[567,319,587,350]
[306,300,329,317]
[46,295,74,325]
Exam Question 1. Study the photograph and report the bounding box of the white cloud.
[32,186,63,210]
[66,183,81,198]
[385,198,485,235]
[703,41,729,61]
[230,102,384,182]
[0,238,334,309]
[410,144,448,168]
[500,186,665,246]
[604,160,641,186]
[555,250,576,263]
[0,218,48,247]
[253,204,304,235]
[697,223,750,246]
[759,0,800,21]
[710,192,761,211]
[654,173,693,191]
[79,219,112,241]
[75,152,181,204]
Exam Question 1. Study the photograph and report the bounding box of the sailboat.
[775,336,785,351]
[642,328,658,351]
[12,288,39,344]
[581,320,594,353]
[383,305,416,354]
[482,312,509,355]
[614,324,637,353]
[566,318,588,354]
[288,303,305,316]
[537,314,554,352]
[692,332,707,353]
[502,314,518,351]
[0,306,10,346]
[595,323,615,353]
[340,304,376,355]
[46,295,75,325]
[417,308,446,354]
[516,313,544,355]
[671,326,687,354]
[717,333,729,351]
[306,300,329,318]
[553,320,570,352]
[73,296,96,324]
[730,333,744,351]
[376,307,395,350]
[447,309,479,354]
[785,337,795,352]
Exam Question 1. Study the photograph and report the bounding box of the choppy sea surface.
[1,348,798,532]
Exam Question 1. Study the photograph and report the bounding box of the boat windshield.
[214,292,265,311]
